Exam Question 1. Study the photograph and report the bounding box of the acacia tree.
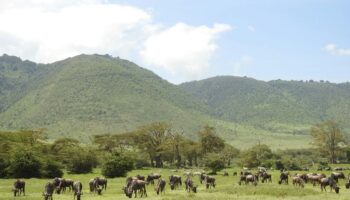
[198,125,225,155]
[311,120,346,164]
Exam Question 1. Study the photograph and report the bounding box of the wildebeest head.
[12,188,19,197]
[192,185,197,193]
[123,186,133,198]
[334,186,340,194]
[97,188,102,195]
[346,182,350,189]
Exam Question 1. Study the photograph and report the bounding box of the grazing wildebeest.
[94,177,107,190]
[233,172,238,176]
[307,173,325,186]
[123,178,147,198]
[65,179,74,191]
[345,173,350,189]
[245,174,258,186]
[295,173,308,183]
[238,175,247,185]
[136,175,145,181]
[205,176,216,189]
[292,176,304,188]
[73,181,83,200]
[278,171,289,185]
[183,171,193,177]
[261,172,272,183]
[185,177,197,193]
[13,179,25,197]
[169,175,182,190]
[223,171,229,176]
[331,172,345,183]
[320,176,340,193]
[199,173,207,184]
[147,173,161,185]
[54,178,70,194]
[43,182,55,200]
[155,178,166,195]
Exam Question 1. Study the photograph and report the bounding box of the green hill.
[0,54,212,140]
[180,76,350,135]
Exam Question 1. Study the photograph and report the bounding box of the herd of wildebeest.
[10,167,350,199]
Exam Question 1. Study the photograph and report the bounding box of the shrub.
[7,151,42,178]
[67,152,97,174]
[41,160,63,178]
[204,153,225,174]
[0,158,8,178]
[102,153,134,178]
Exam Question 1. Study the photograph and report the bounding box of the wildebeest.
[185,177,197,193]
[278,171,289,185]
[54,178,73,194]
[233,172,238,176]
[292,176,304,188]
[295,173,308,183]
[307,173,325,186]
[345,173,350,189]
[199,173,207,184]
[238,175,247,185]
[124,178,147,198]
[331,172,345,183]
[89,177,107,194]
[183,171,193,177]
[94,177,107,190]
[245,174,258,186]
[155,178,166,195]
[240,171,252,176]
[320,176,340,193]
[223,171,229,176]
[13,179,25,197]
[260,172,272,183]
[205,176,216,189]
[43,182,55,200]
[73,181,83,200]
[147,173,161,185]
[136,175,145,181]
[169,175,182,190]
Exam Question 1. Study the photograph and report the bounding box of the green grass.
[1,168,350,200]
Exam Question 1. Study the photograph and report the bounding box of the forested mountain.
[0,54,211,140]
[180,76,350,134]
[1,54,349,149]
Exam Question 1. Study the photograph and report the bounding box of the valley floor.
[0,168,349,200]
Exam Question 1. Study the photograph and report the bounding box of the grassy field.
[1,168,349,200]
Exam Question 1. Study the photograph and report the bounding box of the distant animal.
[295,173,308,183]
[320,176,340,193]
[278,172,289,185]
[307,173,325,186]
[261,172,272,183]
[73,181,83,200]
[183,171,193,177]
[155,178,166,195]
[123,178,147,198]
[185,177,197,193]
[245,174,258,186]
[223,171,229,176]
[43,182,55,200]
[200,173,207,184]
[136,174,145,181]
[240,171,252,176]
[13,179,25,197]
[54,178,72,194]
[233,172,238,176]
[147,173,161,185]
[292,176,304,188]
[89,177,107,194]
[169,175,182,190]
[238,175,247,185]
[331,172,345,183]
[94,177,107,190]
[345,173,350,189]
[205,176,216,189]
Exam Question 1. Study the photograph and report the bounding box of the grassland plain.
[1,167,350,200]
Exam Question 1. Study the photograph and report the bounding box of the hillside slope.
[180,76,350,134]
[0,54,211,140]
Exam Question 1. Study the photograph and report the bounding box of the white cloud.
[0,0,232,83]
[324,43,350,56]
[233,56,253,75]
[0,0,153,63]
[248,25,256,32]
[140,23,232,81]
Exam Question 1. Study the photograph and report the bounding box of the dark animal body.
[155,178,166,195]
[320,176,340,193]
[169,175,182,190]
[43,182,55,200]
[185,177,197,193]
[124,177,147,198]
[147,173,161,185]
[13,179,25,197]
[278,172,289,185]
[73,181,83,200]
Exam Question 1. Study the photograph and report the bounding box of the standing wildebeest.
[147,173,161,185]
[94,177,107,190]
[43,182,55,200]
[345,173,350,189]
[169,175,182,190]
[155,178,166,195]
[245,174,258,186]
[185,177,197,193]
[261,172,272,183]
[54,178,72,194]
[223,171,229,176]
[73,181,83,200]
[204,176,216,189]
[233,172,238,176]
[136,175,145,181]
[292,176,304,188]
[320,176,340,193]
[124,178,147,198]
[278,171,289,185]
[13,179,25,197]
[331,172,345,183]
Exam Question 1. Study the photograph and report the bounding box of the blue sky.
[0,0,349,83]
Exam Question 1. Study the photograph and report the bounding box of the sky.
[0,0,349,84]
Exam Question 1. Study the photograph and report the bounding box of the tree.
[7,151,42,178]
[311,120,346,164]
[41,160,63,178]
[102,153,134,177]
[66,150,97,174]
[203,153,225,174]
[240,144,274,168]
[198,126,225,155]
[221,144,240,166]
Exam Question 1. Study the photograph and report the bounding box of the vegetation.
[101,153,134,178]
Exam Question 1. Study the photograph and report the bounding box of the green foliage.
[102,153,134,178]
[7,151,42,178]
[66,151,97,174]
[0,158,8,178]
[199,126,225,155]
[240,144,274,168]
[203,153,225,174]
[41,160,63,178]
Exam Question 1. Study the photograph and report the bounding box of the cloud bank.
[324,43,350,56]
[0,0,231,83]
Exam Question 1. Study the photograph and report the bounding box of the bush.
[204,153,225,174]
[67,152,97,174]
[41,160,63,178]
[0,158,8,178]
[102,153,134,178]
[8,151,42,178]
